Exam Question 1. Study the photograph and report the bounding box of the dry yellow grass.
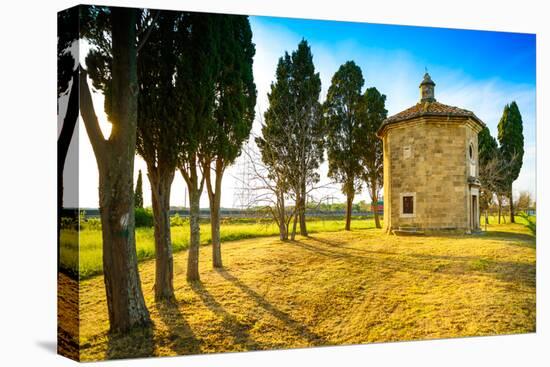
[75,222,535,361]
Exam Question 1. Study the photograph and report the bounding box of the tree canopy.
[134,169,144,209]
[202,14,256,268]
[259,39,323,238]
[202,15,256,167]
[498,101,524,187]
[497,101,524,222]
[358,87,387,228]
[478,125,499,168]
[324,61,366,230]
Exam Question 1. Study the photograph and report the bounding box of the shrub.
[60,216,78,230]
[135,207,154,227]
[170,213,188,227]
[519,212,536,235]
[85,218,102,230]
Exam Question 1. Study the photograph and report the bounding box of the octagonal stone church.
[377,73,485,234]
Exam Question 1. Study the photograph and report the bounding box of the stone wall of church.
[382,117,478,231]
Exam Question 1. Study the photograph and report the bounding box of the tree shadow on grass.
[307,236,398,257]
[294,237,396,262]
[106,325,155,360]
[306,236,348,247]
[190,282,266,351]
[484,231,535,247]
[156,301,201,355]
[291,239,354,260]
[408,252,536,288]
[298,236,535,289]
[216,269,328,346]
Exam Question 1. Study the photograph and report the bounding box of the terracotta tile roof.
[378,101,485,135]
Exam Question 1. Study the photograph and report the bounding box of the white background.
[0,0,547,365]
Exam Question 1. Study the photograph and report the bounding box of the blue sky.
[254,16,536,85]
[246,15,536,204]
[68,14,536,208]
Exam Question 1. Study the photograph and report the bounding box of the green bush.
[60,216,78,230]
[519,212,536,235]
[135,207,154,227]
[170,213,188,227]
[80,217,102,231]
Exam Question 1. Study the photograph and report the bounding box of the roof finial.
[425,66,428,74]
[419,71,436,103]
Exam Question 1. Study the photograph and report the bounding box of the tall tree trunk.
[290,191,299,240]
[149,167,176,302]
[210,196,222,268]
[345,191,354,231]
[291,209,298,241]
[205,159,223,269]
[370,180,381,229]
[299,181,308,236]
[187,186,201,281]
[182,160,203,282]
[79,8,151,333]
[278,192,288,241]
[98,170,150,332]
[509,184,516,223]
[498,196,502,224]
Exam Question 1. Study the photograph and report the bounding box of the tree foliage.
[497,101,524,222]
[58,7,78,98]
[134,169,144,209]
[202,15,256,268]
[137,11,181,173]
[358,87,387,229]
[497,102,524,185]
[324,61,366,230]
[175,13,219,172]
[478,125,499,168]
[258,40,323,239]
[515,191,533,212]
[135,11,182,300]
[202,15,256,167]
[478,125,521,225]
[255,52,294,239]
[174,13,220,282]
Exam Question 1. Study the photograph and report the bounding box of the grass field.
[64,221,536,361]
[60,217,377,278]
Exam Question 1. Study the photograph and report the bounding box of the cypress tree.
[324,61,366,231]
[80,5,151,333]
[497,102,524,223]
[175,13,219,282]
[259,40,323,240]
[136,11,181,300]
[202,15,256,268]
[478,126,498,167]
[358,87,387,229]
[134,169,144,209]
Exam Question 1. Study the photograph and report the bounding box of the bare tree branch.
[78,65,107,164]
